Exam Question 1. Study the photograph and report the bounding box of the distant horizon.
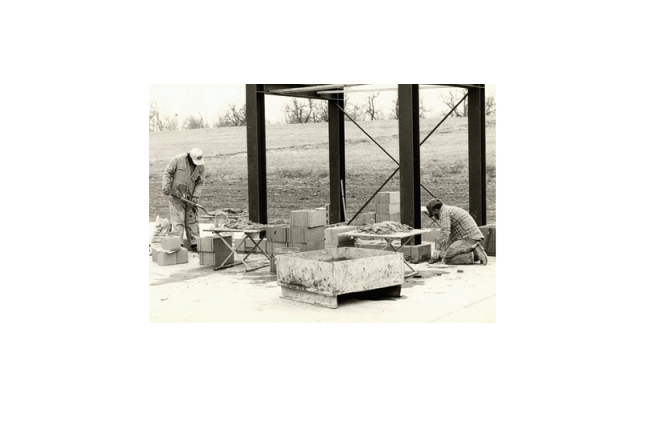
[150,84,496,126]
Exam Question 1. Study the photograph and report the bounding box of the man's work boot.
[190,244,198,253]
[473,243,488,265]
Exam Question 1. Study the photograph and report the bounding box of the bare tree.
[342,93,364,122]
[282,98,317,124]
[419,97,430,119]
[364,93,382,120]
[390,95,399,120]
[312,100,329,123]
[164,113,179,131]
[216,102,247,127]
[439,89,468,117]
[486,93,496,116]
[183,112,205,129]
[149,102,164,131]
[389,94,429,119]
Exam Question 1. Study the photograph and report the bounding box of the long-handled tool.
[170,194,216,217]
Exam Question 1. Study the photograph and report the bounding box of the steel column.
[467,86,487,226]
[328,94,345,223]
[246,84,267,224]
[398,85,421,245]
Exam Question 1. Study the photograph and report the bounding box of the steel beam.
[328,94,346,224]
[398,85,421,245]
[246,84,267,224]
[467,85,487,226]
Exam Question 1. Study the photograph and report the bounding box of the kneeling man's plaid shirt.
[438,205,484,249]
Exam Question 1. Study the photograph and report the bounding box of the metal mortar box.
[276,247,404,308]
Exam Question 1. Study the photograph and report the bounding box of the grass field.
[149,116,496,225]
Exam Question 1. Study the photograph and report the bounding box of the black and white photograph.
[149,84,497,322]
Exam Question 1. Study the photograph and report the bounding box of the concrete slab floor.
[148,223,496,323]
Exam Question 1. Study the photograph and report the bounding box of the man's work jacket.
[438,205,484,252]
[162,153,205,199]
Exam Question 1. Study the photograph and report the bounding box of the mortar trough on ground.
[276,247,404,308]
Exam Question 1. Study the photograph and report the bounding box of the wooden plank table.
[347,228,431,278]
[204,228,270,272]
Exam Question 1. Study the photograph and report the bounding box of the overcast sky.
[149,84,496,125]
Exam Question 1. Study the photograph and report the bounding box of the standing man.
[424,198,488,265]
[162,148,206,252]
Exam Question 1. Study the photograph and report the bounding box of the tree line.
[149,89,495,132]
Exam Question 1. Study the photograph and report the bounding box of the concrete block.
[176,247,189,264]
[267,225,288,242]
[199,250,234,266]
[401,243,431,263]
[377,192,400,204]
[289,226,325,244]
[479,225,496,256]
[151,247,160,262]
[307,210,326,227]
[157,250,177,266]
[325,226,358,246]
[361,212,376,225]
[290,211,309,227]
[198,235,232,252]
[376,203,400,214]
[161,236,181,252]
[421,229,443,243]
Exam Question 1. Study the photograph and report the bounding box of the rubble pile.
[357,221,413,235]
[224,218,266,230]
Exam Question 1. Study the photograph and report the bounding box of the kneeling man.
[424,198,488,265]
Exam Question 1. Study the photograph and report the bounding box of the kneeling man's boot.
[473,244,488,265]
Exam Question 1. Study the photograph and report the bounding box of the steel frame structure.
[245,84,487,246]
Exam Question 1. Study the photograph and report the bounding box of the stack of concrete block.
[266,225,290,263]
[351,212,376,226]
[325,225,357,248]
[198,235,234,266]
[316,207,328,225]
[287,210,326,252]
[151,236,189,266]
[478,224,496,256]
[375,192,400,222]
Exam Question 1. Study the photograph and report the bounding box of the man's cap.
[425,198,443,216]
[189,148,204,165]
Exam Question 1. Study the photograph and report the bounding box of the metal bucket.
[270,247,301,274]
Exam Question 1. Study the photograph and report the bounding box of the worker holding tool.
[162,148,206,252]
[424,198,488,265]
